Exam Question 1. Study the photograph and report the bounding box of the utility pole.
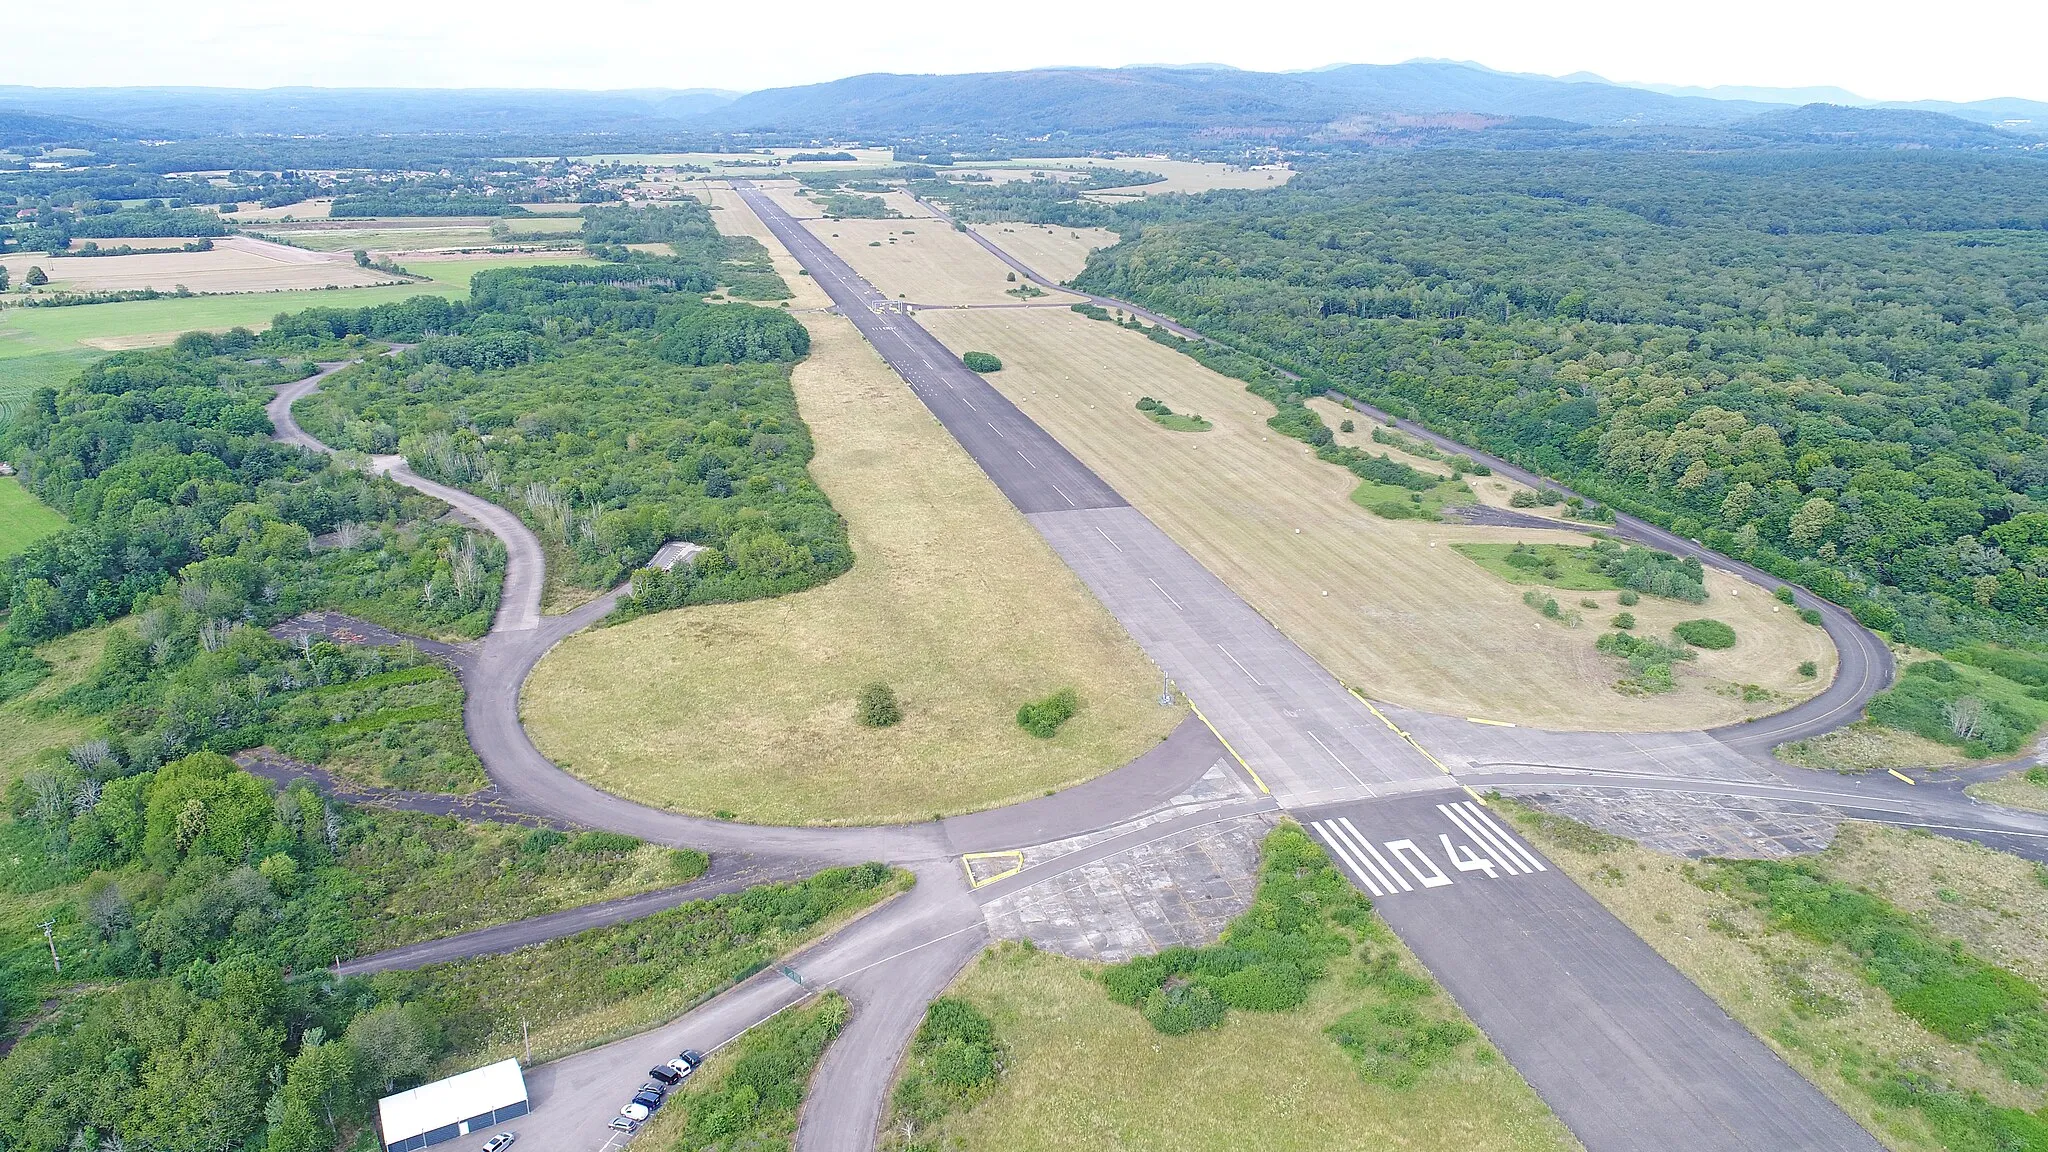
[521,1012,531,1062]
[40,920,60,973]
[1158,674,1176,708]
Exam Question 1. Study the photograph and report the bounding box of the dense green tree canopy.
[1079,150,2048,648]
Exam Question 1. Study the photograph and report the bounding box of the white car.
[620,1101,650,1123]
[480,1136,515,1152]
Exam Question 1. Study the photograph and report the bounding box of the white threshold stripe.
[1461,801,1546,872]
[1439,802,1525,876]
[1336,817,1412,893]
[1313,821,1384,897]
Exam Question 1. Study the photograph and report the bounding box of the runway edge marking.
[1349,687,1486,802]
[1188,702,1271,795]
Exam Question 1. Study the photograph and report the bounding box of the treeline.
[289,261,840,598]
[0,328,504,648]
[4,204,229,252]
[0,732,882,1152]
[1079,149,2048,649]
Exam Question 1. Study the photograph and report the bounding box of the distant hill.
[1733,103,2027,147]
[695,62,1775,139]
[0,109,104,147]
[0,87,740,137]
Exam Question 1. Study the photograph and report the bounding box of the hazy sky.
[8,0,2043,103]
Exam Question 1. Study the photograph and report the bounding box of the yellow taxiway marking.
[1888,769,1916,785]
[960,850,1025,889]
[1188,702,1271,795]
[1466,716,1518,728]
[1351,687,1486,803]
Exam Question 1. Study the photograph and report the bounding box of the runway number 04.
[1310,801,1547,899]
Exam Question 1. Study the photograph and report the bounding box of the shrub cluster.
[1672,618,1737,649]
[962,351,1003,373]
[1101,825,1368,1034]
[856,683,903,728]
[1015,687,1078,739]
[887,997,1004,1143]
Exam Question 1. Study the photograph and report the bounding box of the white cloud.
[6,0,2042,104]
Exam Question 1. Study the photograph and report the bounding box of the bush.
[1340,419,1355,432]
[1799,661,1818,678]
[962,351,1003,373]
[1673,619,1737,649]
[1015,687,1078,738]
[1799,607,1824,626]
[1618,589,1640,606]
[1612,613,1636,630]
[1101,825,1369,1035]
[1775,586,1798,605]
[855,683,903,728]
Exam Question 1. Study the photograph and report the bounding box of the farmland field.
[0,235,396,295]
[918,306,1834,730]
[0,254,594,416]
[971,223,1119,282]
[523,310,1176,825]
[0,477,65,557]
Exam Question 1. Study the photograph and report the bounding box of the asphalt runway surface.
[1302,792,1880,1150]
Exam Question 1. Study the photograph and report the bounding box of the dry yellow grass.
[1819,822,2048,984]
[1965,771,2048,814]
[1502,804,2048,1151]
[522,313,1176,825]
[1,238,395,294]
[220,198,334,221]
[912,941,1579,1152]
[1775,722,1970,773]
[918,307,1835,731]
[802,215,1085,307]
[970,223,1119,283]
[699,183,836,310]
[1307,396,1569,519]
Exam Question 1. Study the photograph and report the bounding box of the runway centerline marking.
[1017,450,1038,469]
[1094,526,1124,553]
[1216,644,1262,686]
[1308,730,1367,788]
[1048,482,1077,508]
[1147,577,1184,610]
[985,420,1004,438]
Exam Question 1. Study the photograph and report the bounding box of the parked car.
[665,1049,705,1081]
[480,1136,515,1152]
[620,1102,650,1123]
[649,1064,682,1086]
[632,1086,664,1111]
[607,1116,638,1133]
[679,1049,704,1069]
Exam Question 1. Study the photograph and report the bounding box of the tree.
[24,265,47,286]
[0,264,9,291]
[1788,497,1836,550]
[855,683,902,728]
[1944,695,1987,742]
[344,1003,438,1094]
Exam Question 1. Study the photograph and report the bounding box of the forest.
[1077,149,2048,651]
[291,255,841,602]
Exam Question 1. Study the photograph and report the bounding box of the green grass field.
[0,478,64,557]
[1452,542,1621,590]
[1350,476,1471,519]
[1146,410,1212,432]
[0,255,593,418]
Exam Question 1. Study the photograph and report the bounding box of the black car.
[648,1065,682,1086]
[678,1049,704,1069]
[632,1084,665,1111]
